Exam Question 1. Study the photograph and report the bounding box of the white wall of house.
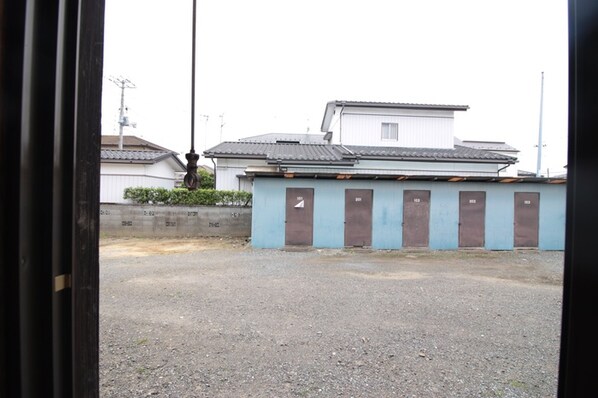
[100,160,181,203]
[215,158,267,192]
[329,107,455,149]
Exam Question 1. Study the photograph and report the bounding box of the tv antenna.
[219,114,225,143]
[535,72,546,177]
[109,76,136,149]
[200,114,209,150]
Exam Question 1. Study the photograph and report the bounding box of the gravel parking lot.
[100,237,564,398]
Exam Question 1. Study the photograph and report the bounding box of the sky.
[101,0,569,175]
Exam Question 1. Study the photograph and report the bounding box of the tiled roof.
[204,142,351,163]
[346,145,516,162]
[101,149,186,171]
[204,142,516,164]
[101,149,172,161]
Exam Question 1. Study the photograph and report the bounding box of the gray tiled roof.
[101,149,186,171]
[101,149,173,161]
[204,142,517,164]
[346,145,516,162]
[204,142,351,163]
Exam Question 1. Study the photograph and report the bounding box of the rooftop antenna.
[219,114,225,143]
[200,114,209,151]
[109,76,135,149]
[536,72,545,177]
[184,0,200,190]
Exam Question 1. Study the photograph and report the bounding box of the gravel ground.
[99,238,564,398]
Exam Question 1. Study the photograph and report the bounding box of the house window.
[381,122,398,140]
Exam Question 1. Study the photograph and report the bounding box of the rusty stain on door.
[402,190,430,247]
[514,192,539,247]
[285,188,314,246]
[459,191,486,247]
[344,189,373,247]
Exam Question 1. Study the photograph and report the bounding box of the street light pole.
[184,0,200,190]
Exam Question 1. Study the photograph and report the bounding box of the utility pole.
[109,76,135,149]
[536,72,545,177]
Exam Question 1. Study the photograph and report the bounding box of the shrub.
[123,187,252,207]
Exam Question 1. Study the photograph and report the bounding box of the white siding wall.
[100,161,180,203]
[215,158,267,192]
[330,107,455,149]
[100,175,176,203]
[285,159,501,177]
[355,159,499,175]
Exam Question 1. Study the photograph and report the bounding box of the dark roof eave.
[101,159,155,164]
[337,101,469,111]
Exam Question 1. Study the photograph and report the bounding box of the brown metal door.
[514,192,540,247]
[344,189,373,247]
[459,191,486,247]
[403,190,430,247]
[285,188,314,246]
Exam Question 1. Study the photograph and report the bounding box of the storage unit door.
[459,191,486,247]
[285,188,314,246]
[344,189,373,247]
[402,190,430,247]
[514,192,540,247]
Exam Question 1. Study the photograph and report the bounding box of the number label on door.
[414,198,421,203]
[297,196,303,201]
[355,197,362,202]
[524,200,531,205]
[469,199,476,204]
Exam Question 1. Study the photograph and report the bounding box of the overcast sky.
[102,0,568,174]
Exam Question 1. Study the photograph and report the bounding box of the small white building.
[100,135,185,203]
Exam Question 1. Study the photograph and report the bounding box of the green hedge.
[123,187,252,207]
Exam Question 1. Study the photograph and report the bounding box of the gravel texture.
[100,238,564,397]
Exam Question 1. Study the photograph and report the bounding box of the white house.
[100,135,186,203]
[203,100,519,192]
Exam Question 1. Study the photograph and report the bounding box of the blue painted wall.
[251,178,566,250]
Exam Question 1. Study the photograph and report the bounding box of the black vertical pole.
[72,0,104,396]
[19,0,60,395]
[558,0,598,396]
[184,0,200,190]
[0,1,27,397]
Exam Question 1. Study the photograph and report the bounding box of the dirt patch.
[99,236,248,258]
